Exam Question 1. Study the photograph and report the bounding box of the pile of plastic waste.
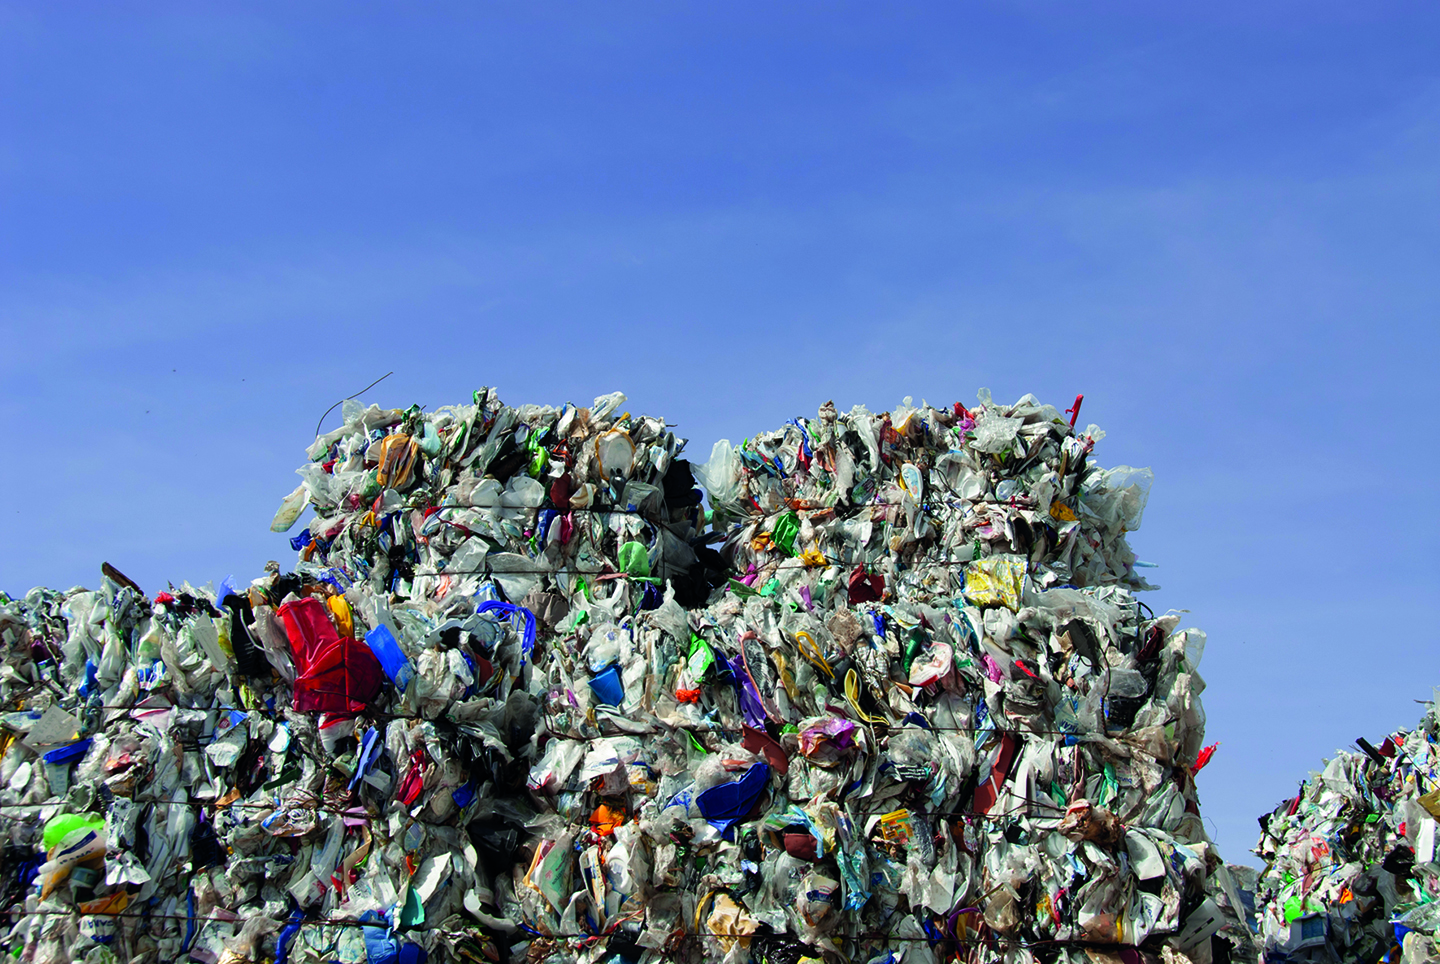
[1253,698,1440,963]
[0,388,1251,964]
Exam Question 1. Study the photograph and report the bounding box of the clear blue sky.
[3,2,1437,866]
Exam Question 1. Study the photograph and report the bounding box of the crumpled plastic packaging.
[0,388,1250,964]
[1252,694,1440,963]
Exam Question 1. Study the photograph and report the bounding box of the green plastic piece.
[400,883,425,927]
[618,542,651,577]
[1097,762,1118,806]
[42,813,104,852]
[361,470,381,500]
[772,512,801,556]
[903,628,926,673]
[687,633,715,679]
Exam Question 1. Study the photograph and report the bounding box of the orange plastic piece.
[590,803,626,837]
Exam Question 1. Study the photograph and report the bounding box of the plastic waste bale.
[0,388,1247,964]
[1252,694,1440,963]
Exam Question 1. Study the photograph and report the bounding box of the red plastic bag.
[277,597,383,715]
[847,566,883,604]
[1190,742,1219,776]
[396,748,427,806]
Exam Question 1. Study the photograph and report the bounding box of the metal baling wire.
[312,372,395,441]
[0,778,1077,933]
[0,695,1122,737]
[0,903,1083,950]
[30,909,1042,948]
[0,797,1070,822]
[2,724,1073,824]
[400,554,991,576]
[298,519,1056,600]
[0,692,1078,820]
[319,503,1059,578]
[4,621,1120,738]
[327,487,1047,548]
[3,605,1130,809]
[432,495,1046,514]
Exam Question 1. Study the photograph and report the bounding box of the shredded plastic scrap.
[0,388,1250,964]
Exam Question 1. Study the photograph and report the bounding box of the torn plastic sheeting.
[962,554,1027,611]
[695,763,771,839]
[364,623,415,692]
[278,596,384,714]
[741,725,789,775]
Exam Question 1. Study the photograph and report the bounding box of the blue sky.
[2,2,1437,865]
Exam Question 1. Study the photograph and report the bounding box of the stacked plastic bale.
[0,569,481,964]
[0,388,1248,964]
[1253,699,1440,963]
[0,389,721,964]
[285,388,1246,963]
[627,392,1252,964]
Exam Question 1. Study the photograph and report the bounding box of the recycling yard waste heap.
[0,389,1252,964]
[1253,699,1440,963]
